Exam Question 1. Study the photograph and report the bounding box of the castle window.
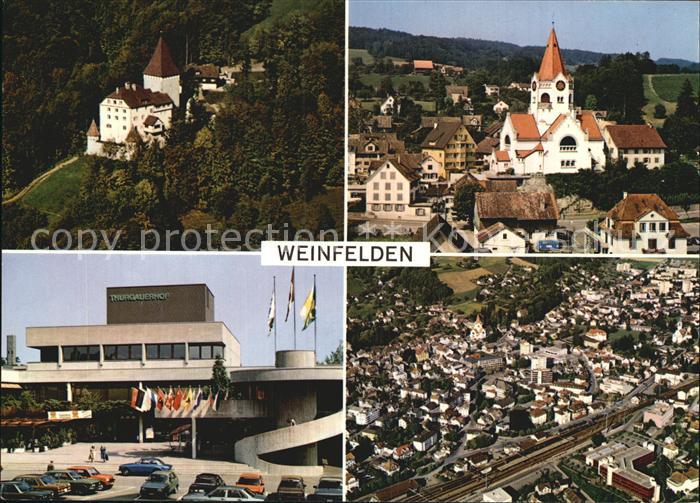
[560,136,577,152]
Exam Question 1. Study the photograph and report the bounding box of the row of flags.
[267,268,316,334]
[129,386,219,417]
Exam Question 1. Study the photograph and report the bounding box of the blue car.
[118,457,172,476]
[537,239,563,252]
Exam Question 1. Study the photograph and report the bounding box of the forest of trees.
[2,0,344,249]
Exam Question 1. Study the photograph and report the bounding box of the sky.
[350,0,700,62]
[1,253,344,366]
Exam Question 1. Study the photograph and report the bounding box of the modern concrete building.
[1,284,342,476]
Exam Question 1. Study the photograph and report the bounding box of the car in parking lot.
[235,473,266,496]
[200,485,264,501]
[43,470,101,495]
[139,470,179,499]
[0,481,53,501]
[118,457,172,475]
[11,474,71,498]
[67,466,115,489]
[307,476,343,502]
[274,476,306,501]
[183,473,225,499]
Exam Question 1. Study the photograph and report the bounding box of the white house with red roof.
[86,36,181,157]
[488,28,606,175]
[603,124,667,168]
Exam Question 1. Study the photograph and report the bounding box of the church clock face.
[531,81,537,91]
[556,80,566,91]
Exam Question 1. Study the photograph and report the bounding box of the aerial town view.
[2,0,344,249]
[346,257,699,501]
[1,253,344,501]
[347,1,700,255]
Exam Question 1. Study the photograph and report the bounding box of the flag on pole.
[173,387,183,410]
[267,288,276,334]
[136,388,146,411]
[285,268,295,322]
[183,387,193,411]
[130,387,139,410]
[157,388,165,411]
[212,391,219,412]
[142,388,152,412]
[164,387,173,410]
[300,283,316,330]
[194,388,203,410]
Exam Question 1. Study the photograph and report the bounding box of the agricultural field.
[642,73,699,126]
[20,156,88,221]
[349,48,409,67]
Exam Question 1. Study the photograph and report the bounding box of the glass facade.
[146,343,186,360]
[62,345,100,362]
[188,343,224,360]
[104,344,142,361]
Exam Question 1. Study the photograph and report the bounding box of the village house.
[413,60,434,74]
[364,156,433,224]
[421,121,478,176]
[474,191,560,248]
[599,193,689,254]
[603,124,667,168]
[445,85,469,105]
[348,132,406,178]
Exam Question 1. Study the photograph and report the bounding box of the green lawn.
[349,48,374,65]
[477,257,511,275]
[21,156,88,219]
[608,329,639,343]
[450,300,482,316]
[643,73,699,126]
[242,0,320,39]
[651,73,699,102]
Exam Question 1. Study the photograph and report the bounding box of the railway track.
[396,378,699,502]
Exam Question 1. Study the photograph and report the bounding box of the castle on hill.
[86,36,180,158]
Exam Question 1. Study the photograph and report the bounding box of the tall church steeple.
[529,28,573,124]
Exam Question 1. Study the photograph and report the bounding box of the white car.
[201,485,264,501]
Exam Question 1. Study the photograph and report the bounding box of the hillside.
[643,73,700,126]
[243,0,331,39]
[350,26,700,71]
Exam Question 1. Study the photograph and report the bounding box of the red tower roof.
[144,36,179,78]
[538,28,568,81]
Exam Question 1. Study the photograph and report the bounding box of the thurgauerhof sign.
[109,293,170,302]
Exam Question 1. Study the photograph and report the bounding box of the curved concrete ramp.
[234,411,343,476]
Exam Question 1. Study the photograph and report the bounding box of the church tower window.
[541,93,551,103]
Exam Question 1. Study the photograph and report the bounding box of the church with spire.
[86,35,181,158]
[488,28,606,175]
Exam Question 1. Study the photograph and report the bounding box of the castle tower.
[143,35,180,107]
[529,28,573,125]
[85,118,102,155]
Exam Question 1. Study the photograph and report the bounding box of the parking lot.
[1,442,336,500]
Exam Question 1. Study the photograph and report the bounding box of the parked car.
[12,474,71,498]
[235,473,265,495]
[0,481,53,501]
[43,470,101,495]
[202,485,264,501]
[307,476,342,502]
[67,466,115,490]
[275,476,306,501]
[139,470,179,499]
[537,239,564,252]
[185,473,225,498]
[118,457,172,475]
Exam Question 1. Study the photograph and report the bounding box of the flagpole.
[293,267,297,350]
[313,274,317,358]
[273,276,277,354]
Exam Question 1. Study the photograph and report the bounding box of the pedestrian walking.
[103,446,109,462]
[99,445,105,462]
[47,461,55,471]
[88,445,95,463]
